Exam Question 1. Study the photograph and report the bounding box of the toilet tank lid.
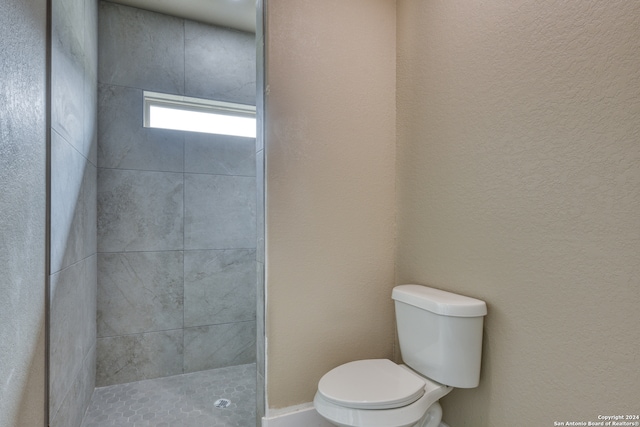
[392,285,487,317]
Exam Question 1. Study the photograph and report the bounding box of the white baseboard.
[261,402,450,427]
[262,403,333,427]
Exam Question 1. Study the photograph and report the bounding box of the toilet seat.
[317,359,426,410]
[314,364,453,427]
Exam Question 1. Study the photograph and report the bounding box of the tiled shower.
[49,1,261,425]
[95,2,257,386]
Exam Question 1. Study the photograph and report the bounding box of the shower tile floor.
[81,363,256,427]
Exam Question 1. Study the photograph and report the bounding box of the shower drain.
[214,398,231,409]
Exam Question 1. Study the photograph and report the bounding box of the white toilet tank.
[392,284,487,389]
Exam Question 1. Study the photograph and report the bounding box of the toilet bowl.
[314,359,452,427]
[314,285,487,427]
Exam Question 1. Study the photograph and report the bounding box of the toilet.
[314,284,487,427]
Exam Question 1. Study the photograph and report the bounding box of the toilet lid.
[317,359,426,410]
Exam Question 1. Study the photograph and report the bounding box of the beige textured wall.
[264,0,397,410]
[397,0,640,425]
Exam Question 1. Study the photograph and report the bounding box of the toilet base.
[413,401,442,427]
[315,386,452,427]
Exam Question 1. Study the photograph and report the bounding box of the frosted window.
[144,91,256,138]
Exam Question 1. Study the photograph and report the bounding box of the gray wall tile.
[84,0,98,165]
[50,130,85,274]
[98,251,184,337]
[51,0,85,153]
[97,169,184,252]
[96,330,183,386]
[255,4,265,413]
[185,21,256,105]
[98,2,184,93]
[84,81,98,167]
[49,0,98,425]
[86,255,99,347]
[50,256,97,419]
[51,50,84,156]
[183,322,256,373]
[256,261,265,378]
[256,152,265,381]
[184,249,256,328]
[184,174,256,250]
[184,133,255,176]
[98,84,184,172]
[51,344,96,427]
[83,161,98,257]
[257,372,265,423]
[255,13,265,154]
[51,133,97,274]
[53,0,84,64]
[256,149,265,263]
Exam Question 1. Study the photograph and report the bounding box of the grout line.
[96,248,256,255]
[50,252,97,277]
[98,165,257,178]
[97,319,256,340]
